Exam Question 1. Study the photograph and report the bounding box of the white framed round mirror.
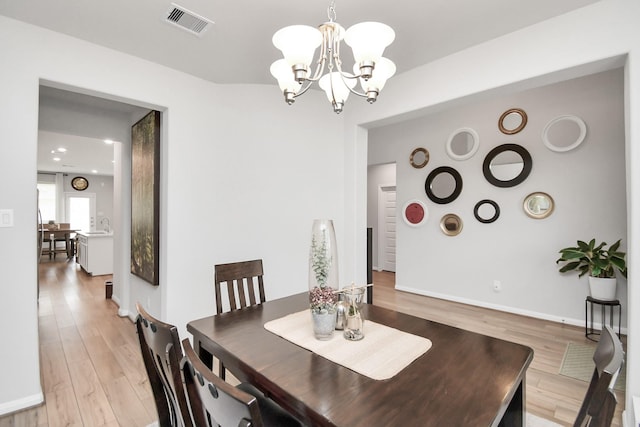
[446,127,479,161]
[542,115,587,152]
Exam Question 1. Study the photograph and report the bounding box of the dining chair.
[214,259,266,380]
[136,303,193,427]
[181,338,302,427]
[573,325,624,427]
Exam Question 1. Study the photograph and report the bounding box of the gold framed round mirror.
[410,147,429,168]
[498,108,528,135]
[523,192,554,219]
[440,213,463,236]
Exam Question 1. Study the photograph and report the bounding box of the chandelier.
[270,0,396,114]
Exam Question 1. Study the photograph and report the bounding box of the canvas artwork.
[131,110,160,286]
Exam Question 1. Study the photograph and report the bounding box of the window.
[37,182,56,223]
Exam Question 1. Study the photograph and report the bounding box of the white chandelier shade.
[353,57,396,102]
[319,72,357,113]
[272,25,323,71]
[270,0,396,113]
[344,22,395,68]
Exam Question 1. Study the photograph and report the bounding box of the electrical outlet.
[493,280,502,292]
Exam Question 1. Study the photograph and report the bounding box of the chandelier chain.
[327,0,337,22]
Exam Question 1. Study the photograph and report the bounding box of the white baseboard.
[394,285,628,334]
[111,295,135,322]
[0,392,44,416]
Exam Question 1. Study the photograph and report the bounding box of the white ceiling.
[1,0,600,85]
[4,0,601,176]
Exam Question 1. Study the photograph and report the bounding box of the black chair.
[214,259,266,379]
[181,338,302,427]
[136,303,193,427]
[574,325,624,427]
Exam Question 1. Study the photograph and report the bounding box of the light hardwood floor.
[0,263,624,426]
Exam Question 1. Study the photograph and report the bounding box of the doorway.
[377,186,396,272]
[65,192,96,231]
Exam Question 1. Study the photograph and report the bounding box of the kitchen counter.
[76,231,114,275]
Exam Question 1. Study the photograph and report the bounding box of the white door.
[378,186,396,272]
[65,192,96,231]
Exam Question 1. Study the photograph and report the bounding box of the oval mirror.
[440,213,463,236]
[473,200,500,224]
[410,147,430,168]
[542,115,587,152]
[446,128,479,161]
[523,192,554,219]
[402,199,428,227]
[499,108,528,135]
[425,166,463,204]
[482,144,532,188]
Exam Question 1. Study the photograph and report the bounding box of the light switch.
[0,209,14,227]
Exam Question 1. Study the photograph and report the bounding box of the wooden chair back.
[574,325,624,427]
[181,338,263,427]
[214,259,266,315]
[135,303,193,427]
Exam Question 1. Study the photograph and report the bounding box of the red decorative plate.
[403,200,428,227]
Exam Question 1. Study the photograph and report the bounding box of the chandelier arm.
[333,60,367,98]
[293,80,315,98]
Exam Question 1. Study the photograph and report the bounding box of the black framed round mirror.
[482,144,532,188]
[473,199,500,224]
[425,166,463,204]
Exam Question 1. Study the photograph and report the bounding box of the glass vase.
[308,219,339,340]
[343,286,365,341]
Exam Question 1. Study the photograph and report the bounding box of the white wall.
[368,68,627,326]
[342,0,640,423]
[0,15,343,414]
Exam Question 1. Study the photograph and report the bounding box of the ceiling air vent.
[165,3,213,36]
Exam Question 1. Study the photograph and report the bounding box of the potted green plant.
[556,238,627,300]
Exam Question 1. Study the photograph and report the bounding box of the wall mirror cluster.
[473,199,500,224]
[440,213,463,236]
[410,147,430,168]
[498,108,528,135]
[542,115,587,152]
[402,200,428,227]
[482,144,532,188]
[523,192,554,219]
[425,166,463,204]
[446,128,479,161]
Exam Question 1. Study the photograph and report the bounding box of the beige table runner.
[264,310,432,380]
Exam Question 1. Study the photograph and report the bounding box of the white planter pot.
[588,276,617,301]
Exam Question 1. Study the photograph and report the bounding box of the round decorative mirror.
[498,108,528,135]
[473,200,500,224]
[425,166,463,204]
[542,115,587,152]
[410,147,430,168]
[523,192,554,219]
[440,214,463,236]
[446,128,479,161]
[482,144,532,188]
[402,199,428,227]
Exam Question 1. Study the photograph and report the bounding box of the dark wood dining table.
[187,292,534,427]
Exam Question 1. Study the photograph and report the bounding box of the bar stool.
[585,296,621,342]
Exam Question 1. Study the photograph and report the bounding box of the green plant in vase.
[308,219,339,340]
